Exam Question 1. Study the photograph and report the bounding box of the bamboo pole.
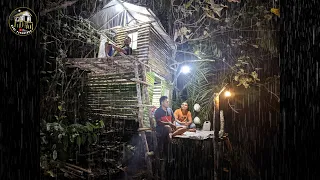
[142,64,160,180]
[134,62,153,178]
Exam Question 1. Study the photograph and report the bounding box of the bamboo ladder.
[134,62,159,179]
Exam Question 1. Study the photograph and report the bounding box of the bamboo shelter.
[66,1,176,177]
[82,0,176,125]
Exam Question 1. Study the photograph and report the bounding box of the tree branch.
[40,0,78,16]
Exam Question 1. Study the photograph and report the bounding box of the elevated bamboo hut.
[67,0,176,128]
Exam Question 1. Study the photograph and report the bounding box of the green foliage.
[233,56,260,88]
[171,0,279,125]
[41,114,105,175]
[182,62,218,123]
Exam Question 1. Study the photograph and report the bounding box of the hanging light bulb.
[224,91,231,97]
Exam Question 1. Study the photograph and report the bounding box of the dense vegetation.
[39,0,279,179]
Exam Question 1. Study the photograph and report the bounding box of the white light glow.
[115,4,123,12]
[181,65,190,74]
[224,91,231,97]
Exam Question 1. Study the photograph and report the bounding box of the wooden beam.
[130,78,152,86]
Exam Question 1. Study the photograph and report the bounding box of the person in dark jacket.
[154,96,187,139]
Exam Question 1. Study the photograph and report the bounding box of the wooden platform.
[66,56,138,74]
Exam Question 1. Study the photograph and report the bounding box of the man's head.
[159,96,169,108]
[124,36,131,46]
[181,102,188,110]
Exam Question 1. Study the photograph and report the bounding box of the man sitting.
[173,102,196,132]
[105,36,132,57]
[154,96,187,140]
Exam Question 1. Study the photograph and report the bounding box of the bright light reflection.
[224,91,231,97]
[181,65,190,74]
[115,4,123,12]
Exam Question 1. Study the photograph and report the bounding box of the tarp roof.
[90,0,175,50]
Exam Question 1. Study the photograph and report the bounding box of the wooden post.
[213,94,220,133]
[134,62,153,178]
[219,110,224,138]
[142,64,160,180]
[213,93,220,180]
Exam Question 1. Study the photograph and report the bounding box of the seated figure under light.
[173,102,196,132]
[105,36,133,57]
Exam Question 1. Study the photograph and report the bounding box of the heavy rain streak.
[32,0,282,179]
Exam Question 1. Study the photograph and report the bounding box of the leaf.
[180,27,191,36]
[87,134,92,144]
[184,0,194,9]
[85,123,93,132]
[70,136,74,143]
[205,11,219,21]
[63,136,68,151]
[81,134,86,145]
[270,8,280,17]
[76,136,81,147]
[264,14,273,21]
[234,75,239,81]
[47,170,55,177]
[216,49,222,57]
[208,1,225,17]
[213,47,218,56]
[53,150,57,160]
[227,0,240,2]
[46,124,51,131]
[203,30,208,36]
[173,30,179,41]
[58,105,62,111]
[252,44,259,48]
[256,22,261,27]
[212,7,224,17]
[220,4,228,8]
[92,133,98,143]
[251,71,258,79]
[99,120,105,128]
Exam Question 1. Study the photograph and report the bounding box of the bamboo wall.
[111,23,174,107]
[111,24,173,81]
[87,72,142,120]
[148,25,173,81]
[69,23,175,126]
